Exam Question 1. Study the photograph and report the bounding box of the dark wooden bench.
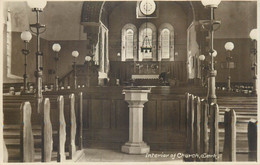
[3,92,83,162]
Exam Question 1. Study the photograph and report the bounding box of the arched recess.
[121,24,137,61]
[158,23,175,61]
[139,22,157,61]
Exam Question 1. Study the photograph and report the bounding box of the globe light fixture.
[72,51,79,58]
[85,56,92,62]
[21,30,32,42]
[225,42,235,91]
[201,0,221,8]
[72,51,79,89]
[20,31,32,93]
[52,43,61,91]
[249,29,258,41]
[199,54,206,61]
[52,43,61,52]
[27,0,47,10]
[212,50,217,57]
[224,42,234,51]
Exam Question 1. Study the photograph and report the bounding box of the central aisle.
[76,148,184,162]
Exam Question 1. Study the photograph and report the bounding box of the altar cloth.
[132,75,159,79]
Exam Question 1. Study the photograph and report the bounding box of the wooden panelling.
[109,61,187,84]
[81,86,188,151]
[90,100,104,129]
[161,100,180,131]
[102,100,111,129]
[115,100,129,129]
[143,101,157,130]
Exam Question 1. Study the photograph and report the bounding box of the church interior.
[0,0,258,163]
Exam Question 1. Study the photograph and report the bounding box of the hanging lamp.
[140,0,153,53]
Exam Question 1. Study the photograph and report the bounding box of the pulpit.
[121,87,151,154]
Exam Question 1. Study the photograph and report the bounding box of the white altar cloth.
[132,75,159,80]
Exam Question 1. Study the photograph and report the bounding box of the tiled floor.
[77,148,184,162]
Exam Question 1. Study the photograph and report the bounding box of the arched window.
[125,29,134,59]
[139,22,156,61]
[161,29,170,58]
[158,23,174,61]
[121,24,137,61]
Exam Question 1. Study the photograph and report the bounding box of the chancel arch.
[138,22,157,61]
[121,23,137,61]
[158,23,175,61]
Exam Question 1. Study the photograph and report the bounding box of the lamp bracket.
[22,49,30,55]
[32,8,43,12]
[29,24,46,35]
[200,20,221,31]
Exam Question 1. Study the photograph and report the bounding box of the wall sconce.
[27,0,47,113]
[224,42,234,91]
[249,28,258,95]
[200,0,221,104]
[72,51,79,89]
[20,30,32,93]
[52,43,61,91]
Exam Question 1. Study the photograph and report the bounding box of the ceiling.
[2,0,257,40]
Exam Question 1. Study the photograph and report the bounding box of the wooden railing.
[58,64,98,88]
[59,70,74,88]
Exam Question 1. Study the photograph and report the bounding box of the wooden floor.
[76,149,184,162]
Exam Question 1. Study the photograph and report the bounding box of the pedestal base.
[121,142,150,154]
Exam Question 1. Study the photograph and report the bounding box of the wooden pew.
[248,120,257,161]
[3,140,9,162]
[69,93,77,159]
[185,93,193,161]
[200,99,209,161]
[185,93,190,156]
[218,96,257,161]
[20,102,35,162]
[3,90,83,162]
[209,103,219,162]
[194,96,201,161]
[57,95,66,162]
[42,98,53,162]
[222,109,236,161]
[185,93,257,162]
[3,95,38,162]
[77,92,83,150]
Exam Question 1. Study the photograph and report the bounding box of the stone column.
[121,87,151,154]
